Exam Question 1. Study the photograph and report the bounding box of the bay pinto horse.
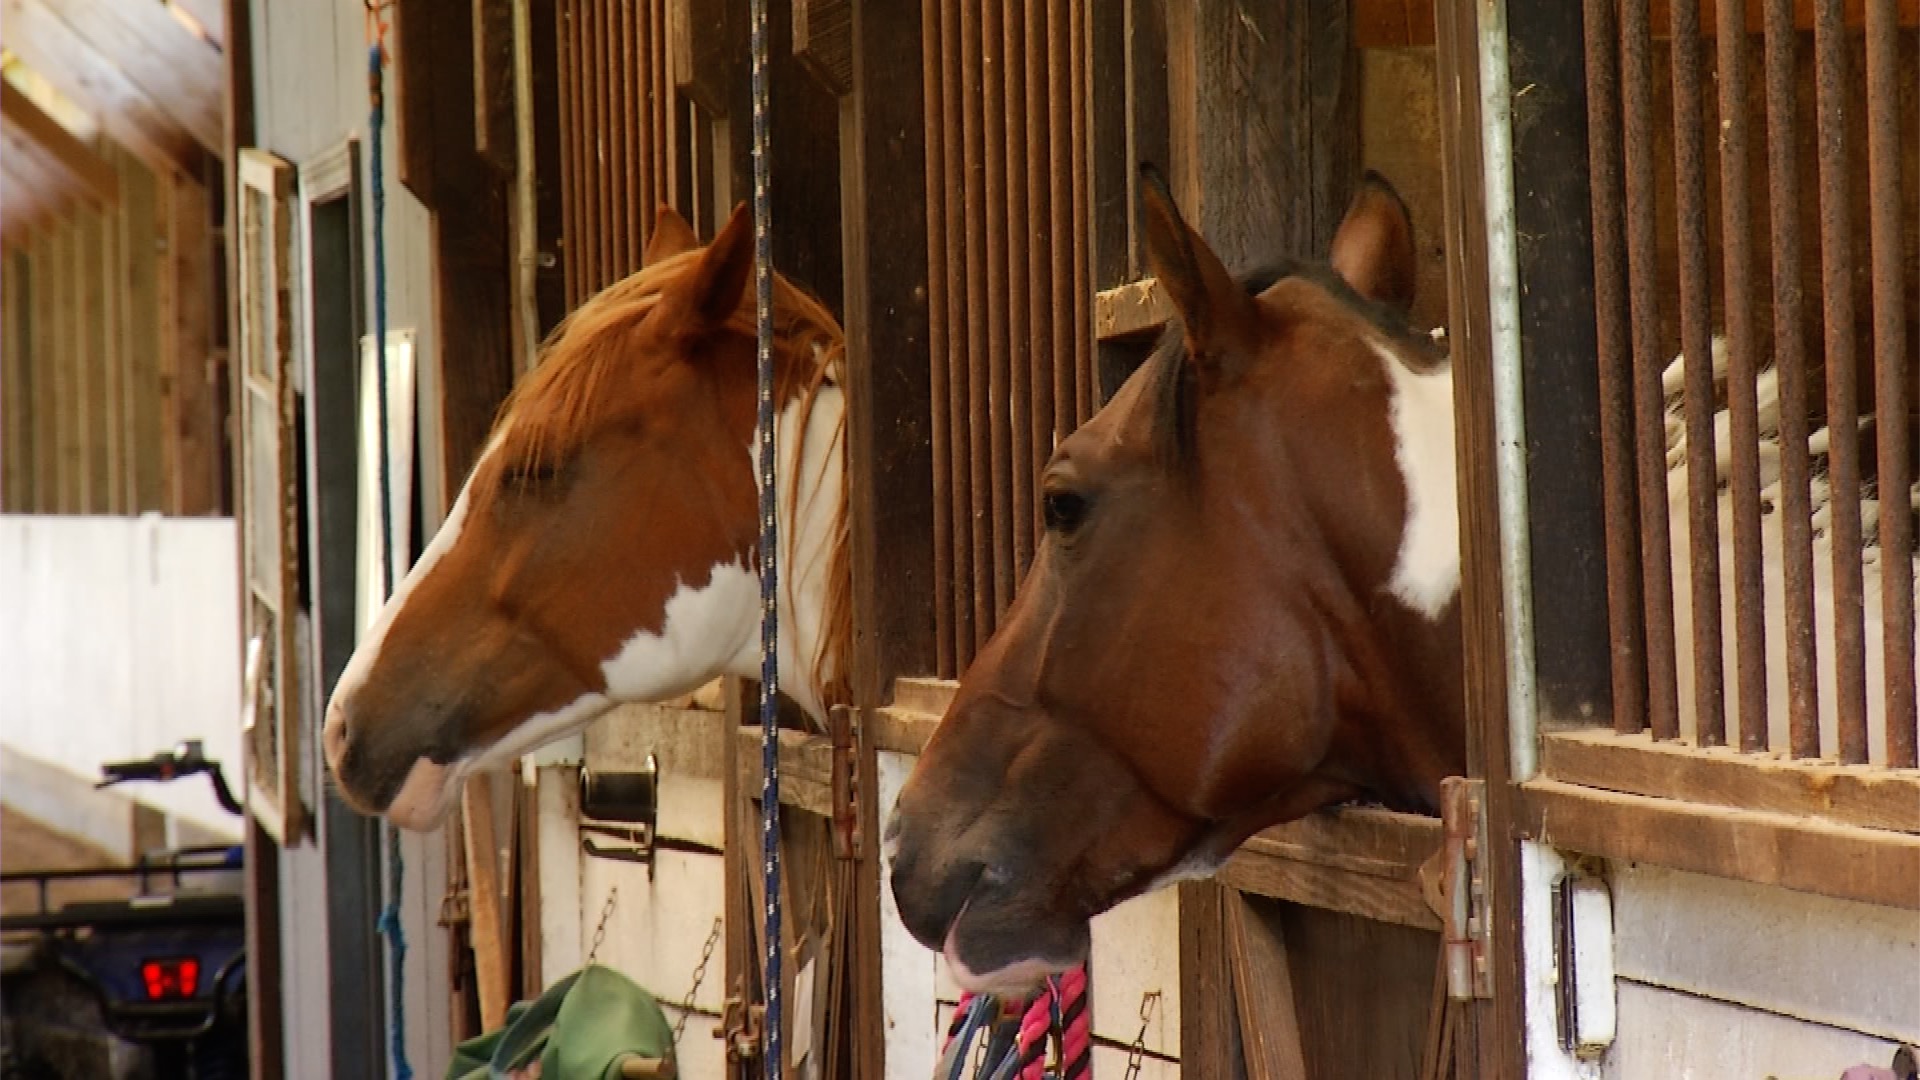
[885,168,1466,993]
[322,203,853,829]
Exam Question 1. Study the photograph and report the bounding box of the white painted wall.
[0,513,243,837]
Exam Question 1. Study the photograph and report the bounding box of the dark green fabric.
[445,964,677,1080]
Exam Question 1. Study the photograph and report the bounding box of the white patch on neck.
[1373,341,1460,619]
[600,560,762,701]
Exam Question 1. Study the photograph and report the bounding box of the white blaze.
[1374,341,1461,619]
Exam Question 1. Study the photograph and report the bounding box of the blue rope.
[368,30,412,1080]
[749,0,782,1071]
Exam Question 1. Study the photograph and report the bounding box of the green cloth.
[445,964,678,1080]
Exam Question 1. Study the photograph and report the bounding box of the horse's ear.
[1329,171,1417,315]
[643,204,700,265]
[671,201,753,329]
[1138,164,1259,375]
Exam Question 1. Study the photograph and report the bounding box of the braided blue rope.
[369,32,413,1080]
[749,0,782,1072]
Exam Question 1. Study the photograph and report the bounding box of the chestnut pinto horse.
[323,203,852,829]
[886,170,1465,992]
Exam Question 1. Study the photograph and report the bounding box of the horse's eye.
[502,460,558,492]
[1042,490,1091,533]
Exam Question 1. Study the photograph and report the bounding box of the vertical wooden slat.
[1868,0,1917,768]
[593,0,614,290]
[76,211,103,514]
[654,0,671,230]
[925,0,956,678]
[1621,0,1681,741]
[1585,0,1648,737]
[1765,0,1821,758]
[1670,0,1726,746]
[1,249,30,511]
[961,0,995,650]
[1004,0,1034,577]
[56,221,82,513]
[613,0,634,278]
[100,194,127,514]
[1715,0,1770,752]
[559,0,580,305]
[1814,0,1869,763]
[943,0,976,672]
[32,238,57,512]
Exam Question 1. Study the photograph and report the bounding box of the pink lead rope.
[939,964,1091,1080]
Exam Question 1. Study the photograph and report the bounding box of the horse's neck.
[756,377,847,726]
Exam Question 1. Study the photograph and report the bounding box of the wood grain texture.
[1541,729,1920,834]
[1265,901,1441,1080]
[1520,778,1920,910]
[1177,882,1245,1080]
[1223,892,1309,1079]
[0,82,119,204]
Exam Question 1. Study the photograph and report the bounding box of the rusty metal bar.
[925,0,955,678]
[1585,0,1648,737]
[612,0,634,278]
[1813,0,1869,764]
[1869,1,1918,767]
[1071,0,1092,422]
[1671,0,1727,746]
[593,0,613,290]
[1765,0,1821,758]
[1716,0,1770,752]
[1621,0,1681,741]
[1025,0,1056,551]
[652,0,669,232]
[1048,0,1075,443]
[983,0,1015,622]
[1003,0,1035,581]
[943,0,976,673]
[559,0,580,305]
[962,0,995,653]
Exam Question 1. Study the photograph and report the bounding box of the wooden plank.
[472,0,516,172]
[1520,778,1920,911]
[1177,882,1244,1080]
[98,192,128,514]
[242,819,286,1080]
[1432,0,1526,1072]
[27,235,58,511]
[1542,729,1920,834]
[0,0,210,169]
[40,0,224,148]
[1268,902,1441,1078]
[1094,277,1172,342]
[792,0,852,96]
[0,82,119,204]
[1,248,30,510]
[52,219,81,512]
[120,156,164,512]
[666,0,737,117]
[1223,891,1309,1080]
[1346,0,1920,46]
[461,775,513,1032]
[1216,846,1442,932]
[732,726,838,817]
[162,169,219,515]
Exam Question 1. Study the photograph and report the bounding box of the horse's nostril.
[322,707,350,771]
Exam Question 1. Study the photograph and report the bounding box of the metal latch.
[829,705,862,861]
[1438,776,1492,1001]
[714,980,765,1063]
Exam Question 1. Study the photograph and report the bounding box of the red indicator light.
[140,957,200,1000]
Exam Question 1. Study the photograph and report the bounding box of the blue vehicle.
[2,742,249,1080]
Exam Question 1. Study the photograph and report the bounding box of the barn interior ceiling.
[0,0,224,241]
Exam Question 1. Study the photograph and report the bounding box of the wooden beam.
[1519,778,1920,911]
[0,0,206,171]
[461,775,513,1032]
[470,0,515,173]
[40,0,225,149]
[1177,882,1244,1080]
[76,208,109,512]
[1223,892,1310,1080]
[1540,729,1920,834]
[161,168,219,515]
[27,234,57,511]
[119,154,166,512]
[2,248,30,510]
[1,82,119,204]
[52,219,80,512]
[0,135,73,225]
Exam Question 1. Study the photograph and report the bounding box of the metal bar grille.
[557,0,685,305]
[927,0,1092,675]
[1582,3,1920,765]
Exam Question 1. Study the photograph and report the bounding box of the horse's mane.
[484,249,854,716]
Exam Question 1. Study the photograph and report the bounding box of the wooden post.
[53,221,81,513]
[121,156,166,513]
[1,248,29,511]
[461,774,513,1032]
[163,169,219,516]
[1433,0,1528,1073]
[1177,882,1245,1079]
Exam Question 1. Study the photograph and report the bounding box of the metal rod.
[1715,0,1769,752]
[1048,0,1074,444]
[1813,0,1869,764]
[925,0,956,679]
[1764,0,1821,758]
[1005,0,1035,579]
[1873,0,1919,767]
[1584,0,1648,737]
[613,0,635,277]
[962,0,994,654]
[1622,0,1681,741]
[560,0,580,306]
[943,0,976,673]
[1025,0,1056,552]
[1671,0,1726,746]
[983,0,1016,620]
[1070,0,1092,422]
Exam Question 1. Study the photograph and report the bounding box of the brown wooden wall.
[0,147,226,517]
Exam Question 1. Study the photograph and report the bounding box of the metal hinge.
[829,704,863,861]
[1439,776,1493,1001]
[713,981,765,1063]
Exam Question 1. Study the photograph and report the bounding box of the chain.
[587,886,618,965]
[669,917,723,1046]
[1121,991,1160,1080]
